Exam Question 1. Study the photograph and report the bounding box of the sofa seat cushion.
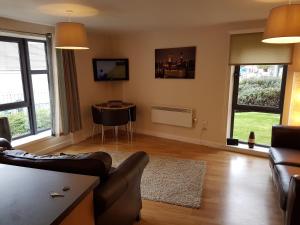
[270,147,300,166]
[0,150,112,179]
[274,165,300,210]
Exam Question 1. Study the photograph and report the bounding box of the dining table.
[94,101,136,142]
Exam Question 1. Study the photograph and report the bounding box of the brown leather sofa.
[0,138,149,225]
[269,125,300,225]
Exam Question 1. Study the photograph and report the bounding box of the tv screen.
[93,58,129,81]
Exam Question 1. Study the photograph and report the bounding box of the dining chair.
[101,108,130,143]
[91,106,102,141]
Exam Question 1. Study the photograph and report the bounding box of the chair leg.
[126,124,129,142]
[129,121,133,143]
[132,122,134,140]
[102,125,104,144]
[92,124,95,141]
[98,125,101,143]
[115,126,119,142]
[136,211,141,222]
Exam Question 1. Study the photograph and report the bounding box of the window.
[0,36,51,139]
[230,64,287,146]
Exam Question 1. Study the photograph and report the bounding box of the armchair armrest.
[93,151,149,213]
[0,138,13,150]
[285,175,300,225]
[271,125,300,149]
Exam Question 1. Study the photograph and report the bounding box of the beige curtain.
[46,33,57,136]
[57,49,82,134]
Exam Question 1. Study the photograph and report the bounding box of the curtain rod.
[0,28,51,37]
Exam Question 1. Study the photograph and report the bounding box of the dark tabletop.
[95,102,135,109]
[0,164,99,225]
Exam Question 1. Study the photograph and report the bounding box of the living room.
[0,1,300,225]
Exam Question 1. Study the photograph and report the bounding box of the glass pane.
[0,107,30,138]
[0,41,25,104]
[238,65,284,108]
[27,41,47,70]
[233,111,280,146]
[31,74,51,131]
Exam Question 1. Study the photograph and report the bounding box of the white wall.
[2,16,298,152]
[110,20,296,146]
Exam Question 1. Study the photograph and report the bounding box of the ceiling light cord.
[65,10,73,22]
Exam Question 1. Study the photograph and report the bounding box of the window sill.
[12,130,52,148]
[225,143,269,157]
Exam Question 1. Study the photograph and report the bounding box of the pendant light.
[262,1,300,44]
[55,10,89,50]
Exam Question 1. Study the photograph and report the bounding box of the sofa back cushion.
[0,150,112,179]
[272,126,300,150]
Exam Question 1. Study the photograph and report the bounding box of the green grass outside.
[233,112,280,146]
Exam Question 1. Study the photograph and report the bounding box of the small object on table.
[50,192,65,198]
[248,131,255,149]
[62,186,71,192]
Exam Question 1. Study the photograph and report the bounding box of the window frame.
[230,64,288,146]
[0,36,51,139]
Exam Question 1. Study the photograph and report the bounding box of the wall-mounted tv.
[93,58,129,81]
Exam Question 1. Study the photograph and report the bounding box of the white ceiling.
[0,0,294,32]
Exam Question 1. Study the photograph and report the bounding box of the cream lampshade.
[262,4,300,44]
[55,22,89,50]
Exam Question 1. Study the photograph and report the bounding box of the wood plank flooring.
[58,133,283,225]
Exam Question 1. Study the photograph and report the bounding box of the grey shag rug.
[104,150,206,208]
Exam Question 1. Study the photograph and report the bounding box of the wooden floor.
[59,133,283,225]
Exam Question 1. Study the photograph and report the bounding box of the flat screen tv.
[93,58,129,81]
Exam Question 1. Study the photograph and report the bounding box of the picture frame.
[155,46,196,79]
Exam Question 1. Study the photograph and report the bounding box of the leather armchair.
[285,175,300,225]
[94,152,149,225]
[271,125,300,150]
[0,138,149,225]
[269,126,300,225]
[269,126,300,168]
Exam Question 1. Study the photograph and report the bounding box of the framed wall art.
[155,46,196,79]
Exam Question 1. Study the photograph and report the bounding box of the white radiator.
[151,106,193,128]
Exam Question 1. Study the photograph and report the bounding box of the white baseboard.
[135,128,268,158]
[31,127,268,158]
[136,128,223,148]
